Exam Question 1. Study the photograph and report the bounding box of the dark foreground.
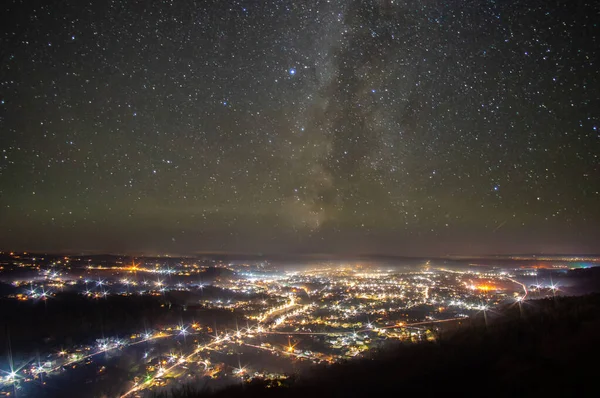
[157,293,600,398]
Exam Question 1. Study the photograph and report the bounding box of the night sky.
[0,0,598,256]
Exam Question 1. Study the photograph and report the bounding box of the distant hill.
[200,266,236,281]
[563,266,600,294]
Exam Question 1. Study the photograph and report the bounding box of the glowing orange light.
[474,284,500,291]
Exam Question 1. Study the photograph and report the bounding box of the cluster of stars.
[0,0,598,255]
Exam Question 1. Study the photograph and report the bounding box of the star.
[0,0,597,256]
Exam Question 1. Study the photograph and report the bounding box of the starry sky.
[0,0,599,256]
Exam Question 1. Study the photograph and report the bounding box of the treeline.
[157,293,600,397]
[0,292,237,353]
[0,293,169,353]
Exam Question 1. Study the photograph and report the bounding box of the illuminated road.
[0,333,173,390]
[258,297,297,323]
[120,334,224,397]
[505,277,528,300]
[120,300,296,398]
[48,333,172,374]
[119,318,465,398]
[261,317,465,336]
[241,342,332,363]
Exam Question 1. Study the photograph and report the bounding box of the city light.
[0,251,591,396]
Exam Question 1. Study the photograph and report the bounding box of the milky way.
[1,0,598,255]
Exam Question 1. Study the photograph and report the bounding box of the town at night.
[1,0,599,396]
[1,252,599,397]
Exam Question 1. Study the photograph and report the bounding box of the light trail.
[505,277,528,300]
